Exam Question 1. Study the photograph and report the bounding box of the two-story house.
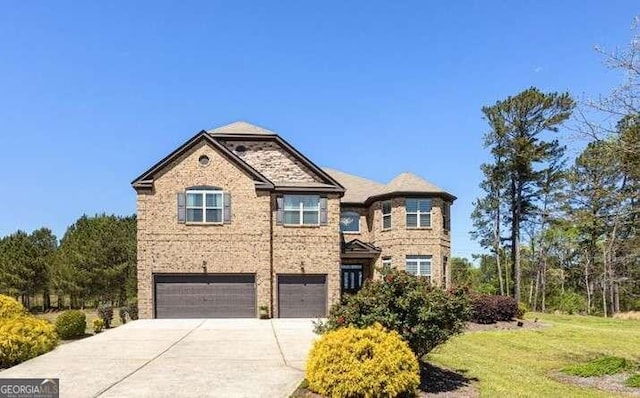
[132,121,455,319]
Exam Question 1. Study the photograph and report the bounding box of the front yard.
[427,313,640,397]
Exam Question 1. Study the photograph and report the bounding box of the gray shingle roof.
[207,121,276,135]
[379,172,449,196]
[322,168,455,204]
[322,168,386,204]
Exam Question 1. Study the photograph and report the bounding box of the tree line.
[465,22,640,316]
[0,214,136,310]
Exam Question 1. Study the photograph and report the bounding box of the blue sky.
[0,1,637,259]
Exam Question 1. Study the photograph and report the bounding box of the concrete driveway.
[0,319,317,397]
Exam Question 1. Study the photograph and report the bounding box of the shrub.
[92,318,105,333]
[127,303,139,320]
[0,316,58,367]
[548,291,587,315]
[315,268,470,360]
[306,324,419,397]
[118,307,128,324]
[97,304,113,328]
[469,294,518,324]
[626,374,640,388]
[55,310,86,339]
[0,295,26,319]
[562,356,633,377]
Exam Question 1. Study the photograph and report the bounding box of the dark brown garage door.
[154,274,256,318]
[278,275,327,318]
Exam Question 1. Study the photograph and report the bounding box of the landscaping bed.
[466,318,549,332]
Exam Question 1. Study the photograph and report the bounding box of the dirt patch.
[290,363,479,398]
[466,318,549,332]
[553,372,640,396]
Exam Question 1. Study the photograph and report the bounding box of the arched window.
[340,211,360,233]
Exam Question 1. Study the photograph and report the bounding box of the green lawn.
[427,313,640,397]
[36,309,123,336]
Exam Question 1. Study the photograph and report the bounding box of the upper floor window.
[340,211,360,233]
[284,195,319,225]
[405,255,432,282]
[406,198,432,228]
[443,202,451,231]
[382,201,392,230]
[186,189,223,223]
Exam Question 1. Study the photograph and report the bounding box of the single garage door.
[154,274,256,318]
[278,274,327,318]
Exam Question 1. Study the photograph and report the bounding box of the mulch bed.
[465,318,549,332]
[552,372,640,396]
[290,363,479,397]
[291,320,550,397]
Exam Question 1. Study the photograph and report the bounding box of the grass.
[613,311,640,320]
[626,374,640,388]
[427,313,640,397]
[35,308,123,337]
[562,356,633,377]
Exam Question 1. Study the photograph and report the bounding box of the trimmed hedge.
[0,295,26,319]
[0,316,58,367]
[306,324,419,397]
[55,310,87,339]
[470,294,518,324]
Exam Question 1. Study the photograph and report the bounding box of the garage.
[154,274,256,318]
[278,274,327,318]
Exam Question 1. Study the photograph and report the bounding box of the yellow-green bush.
[306,324,419,397]
[0,295,26,319]
[0,316,58,367]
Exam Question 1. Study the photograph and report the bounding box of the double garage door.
[154,274,327,318]
[154,274,256,318]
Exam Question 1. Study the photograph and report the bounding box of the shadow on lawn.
[420,362,479,394]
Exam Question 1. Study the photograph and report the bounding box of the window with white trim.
[382,201,392,229]
[186,189,223,223]
[406,198,432,228]
[405,255,432,282]
[284,195,320,225]
[340,211,360,233]
[382,257,392,272]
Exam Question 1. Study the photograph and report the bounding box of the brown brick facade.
[134,122,454,318]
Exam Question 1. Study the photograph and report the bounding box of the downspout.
[270,194,275,319]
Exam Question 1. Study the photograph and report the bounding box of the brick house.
[132,121,455,319]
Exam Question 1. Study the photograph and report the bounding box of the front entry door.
[341,265,363,294]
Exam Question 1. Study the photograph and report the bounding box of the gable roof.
[209,122,345,193]
[342,238,381,258]
[207,121,277,136]
[131,122,344,194]
[130,131,274,191]
[323,168,456,204]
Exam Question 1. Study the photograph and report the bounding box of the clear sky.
[0,1,637,260]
